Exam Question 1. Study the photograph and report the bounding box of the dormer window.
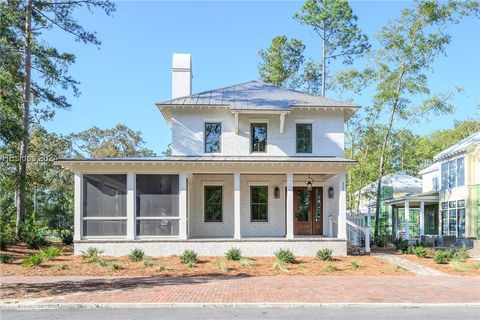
[251,123,267,153]
[205,123,222,153]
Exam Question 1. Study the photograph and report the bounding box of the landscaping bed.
[401,254,480,276]
[1,244,410,277]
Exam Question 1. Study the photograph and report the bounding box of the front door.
[293,187,323,235]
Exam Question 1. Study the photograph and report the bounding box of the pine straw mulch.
[0,243,414,300]
[400,254,480,276]
[1,243,411,278]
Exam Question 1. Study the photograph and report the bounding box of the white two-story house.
[56,54,360,256]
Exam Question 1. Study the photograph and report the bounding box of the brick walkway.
[2,275,479,304]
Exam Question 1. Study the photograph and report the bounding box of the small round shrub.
[225,247,242,261]
[180,249,198,265]
[81,247,104,263]
[453,246,469,262]
[325,263,338,272]
[274,248,295,264]
[22,254,44,267]
[433,250,453,264]
[316,248,333,261]
[413,246,428,258]
[0,254,14,264]
[60,230,74,245]
[19,219,48,249]
[129,248,145,262]
[393,238,409,253]
[40,247,62,260]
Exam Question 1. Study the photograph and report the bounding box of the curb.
[1,302,480,309]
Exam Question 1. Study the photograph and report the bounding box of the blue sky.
[42,1,480,155]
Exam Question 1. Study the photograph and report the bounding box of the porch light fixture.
[306,175,313,192]
[274,186,280,199]
[328,186,334,199]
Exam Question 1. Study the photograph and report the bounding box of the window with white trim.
[136,174,179,236]
[440,200,466,237]
[83,174,127,236]
[441,156,465,189]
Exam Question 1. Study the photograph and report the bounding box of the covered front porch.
[383,192,440,241]
[58,157,354,256]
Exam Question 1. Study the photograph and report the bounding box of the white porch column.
[337,172,347,239]
[126,171,135,240]
[388,204,393,236]
[367,207,371,227]
[404,201,410,240]
[73,170,82,241]
[286,172,294,239]
[234,172,241,239]
[419,201,425,236]
[179,173,188,239]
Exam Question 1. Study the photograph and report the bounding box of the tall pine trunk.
[321,26,326,97]
[16,0,33,236]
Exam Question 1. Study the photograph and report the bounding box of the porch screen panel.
[136,174,179,236]
[82,174,127,236]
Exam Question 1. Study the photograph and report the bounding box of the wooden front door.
[293,187,323,235]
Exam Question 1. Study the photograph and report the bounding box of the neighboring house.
[385,132,480,242]
[55,54,360,256]
[349,172,422,240]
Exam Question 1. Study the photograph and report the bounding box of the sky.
[42,0,480,155]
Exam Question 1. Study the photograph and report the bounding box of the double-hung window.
[251,123,267,153]
[205,123,222,153]
[441,200,466,237]
[441,156,465,189]
[296,124,312,153]
[83,174,127,237]
[136,174,179,236]
[204,186,222,222]
[251,186,268,222]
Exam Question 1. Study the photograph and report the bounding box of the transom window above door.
[251,123,267,153]
[204,123,222,153]
[296,123,312,153]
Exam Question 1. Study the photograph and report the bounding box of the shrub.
[129,248,145,262]
[60,230,74,245]
[0,215,16,250]
[0,254,14,264]
[350,260,360,269]
[316,248,333,261]
[40,247,62,260]
[225,247,242,261]
[19,219,48,249]
[52,263,71,270]
[453,246,469,262]
[325,263,338,272]
[82,247,104,263]
[107,261,124,270]
[180,249,198,266]
[155,263,172,272]
[22,254,44,267]
[239,257,255,268]
[413,246,428,258]
[393,238,409,253]
[95,258,109,268]
[142,257,154,267]
[274,249,295,264]
[433,250,453,264]
[215,257,229,273]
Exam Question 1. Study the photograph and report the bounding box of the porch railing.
[329,215,370,253]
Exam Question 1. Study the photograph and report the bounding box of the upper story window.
[296,124,312,153]
[441,156,465,190]
[432,176,439,191]
[251,123,267,153]
[204,123,221,153]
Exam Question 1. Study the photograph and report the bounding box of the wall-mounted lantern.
[328,186,334,199]
[306,174,314,192]
[274,186,280,199]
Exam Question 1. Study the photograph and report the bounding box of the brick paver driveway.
[2,275,479,304]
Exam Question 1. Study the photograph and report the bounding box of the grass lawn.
[1,244,411,277]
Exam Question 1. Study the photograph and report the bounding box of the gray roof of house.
[157,81,359,122]
[434,131,480,160]
[356,172,423,196]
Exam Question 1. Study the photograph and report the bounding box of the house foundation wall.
[74,239,347,257]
